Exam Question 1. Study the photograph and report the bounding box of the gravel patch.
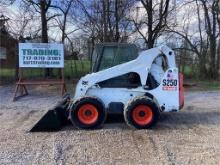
[0,85,220,164]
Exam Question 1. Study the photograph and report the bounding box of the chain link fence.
[1,39,200,85]
[0,60,91,85]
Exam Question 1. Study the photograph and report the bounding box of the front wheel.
[124,96,160,129]
[70,97,107,129]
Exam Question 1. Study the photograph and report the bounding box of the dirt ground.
[0,85,219,165]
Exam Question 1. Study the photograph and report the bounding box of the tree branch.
[47,14,62,22]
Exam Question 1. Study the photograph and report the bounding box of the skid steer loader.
[30,43,184,131]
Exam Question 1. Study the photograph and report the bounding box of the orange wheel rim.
[132,105,153,126]
[78,104,98,125]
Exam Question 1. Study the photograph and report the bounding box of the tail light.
[179,73,184,109]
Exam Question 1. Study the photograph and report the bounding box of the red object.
[179,73,184,109]
[78,104,99,125]
[132,105,153,126]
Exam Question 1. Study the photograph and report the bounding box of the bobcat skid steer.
[30,43,184,131]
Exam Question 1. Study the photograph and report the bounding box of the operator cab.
[92,43,168,90]
[92,43,138,72]
[92,43,140,88]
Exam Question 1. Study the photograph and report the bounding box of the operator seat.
[146,56,165,89]
[150,56,165,83]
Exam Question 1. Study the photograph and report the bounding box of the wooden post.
[61,68,67,95]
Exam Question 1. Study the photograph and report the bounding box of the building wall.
[0,32,18,68]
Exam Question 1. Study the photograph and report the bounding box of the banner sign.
[19,43,64,68]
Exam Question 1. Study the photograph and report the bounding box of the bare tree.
[51,0,80,78]
[167,0,219,79]
[52,0,79,43]
[201,0,219,78]
[73,0,134,43]
[23,0,62,77]
[129,0,174,48]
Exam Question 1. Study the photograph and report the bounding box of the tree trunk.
[198,54,208,79]
[115,0,120,42]
[102,0,108,42]
[40,4,48,43]
[208,35,217,79]
[59,13,67,79]
[217,39,220,77]
[61,16,66,43]
[147,0,154,48]
[40,0,51,78]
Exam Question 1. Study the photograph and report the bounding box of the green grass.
[1,61,219,91]
[184,79,220,91]
[0,68,15,77]
[180,66,199,78]
[64,60,90,78]
[198,81,220,90]
[0,60,91,80]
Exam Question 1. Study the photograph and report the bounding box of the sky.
[0,0,80,41]
[0,0,211,49]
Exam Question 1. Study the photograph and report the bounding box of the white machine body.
[73,45,182,112]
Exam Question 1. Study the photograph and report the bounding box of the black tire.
[70,97,107,129]
[124,96,160,129]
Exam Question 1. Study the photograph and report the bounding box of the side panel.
[86,88,144,108]
[149,68,179,111]
[86,68,180,112]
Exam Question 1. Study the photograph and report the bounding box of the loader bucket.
[30,94,71,132]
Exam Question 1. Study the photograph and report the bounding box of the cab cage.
[92,43,138,72]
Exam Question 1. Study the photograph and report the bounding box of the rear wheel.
[71,97,106,129]
[124,96,160,129]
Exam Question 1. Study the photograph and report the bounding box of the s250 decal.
[162,79,177,86]
[162,79,178,91]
